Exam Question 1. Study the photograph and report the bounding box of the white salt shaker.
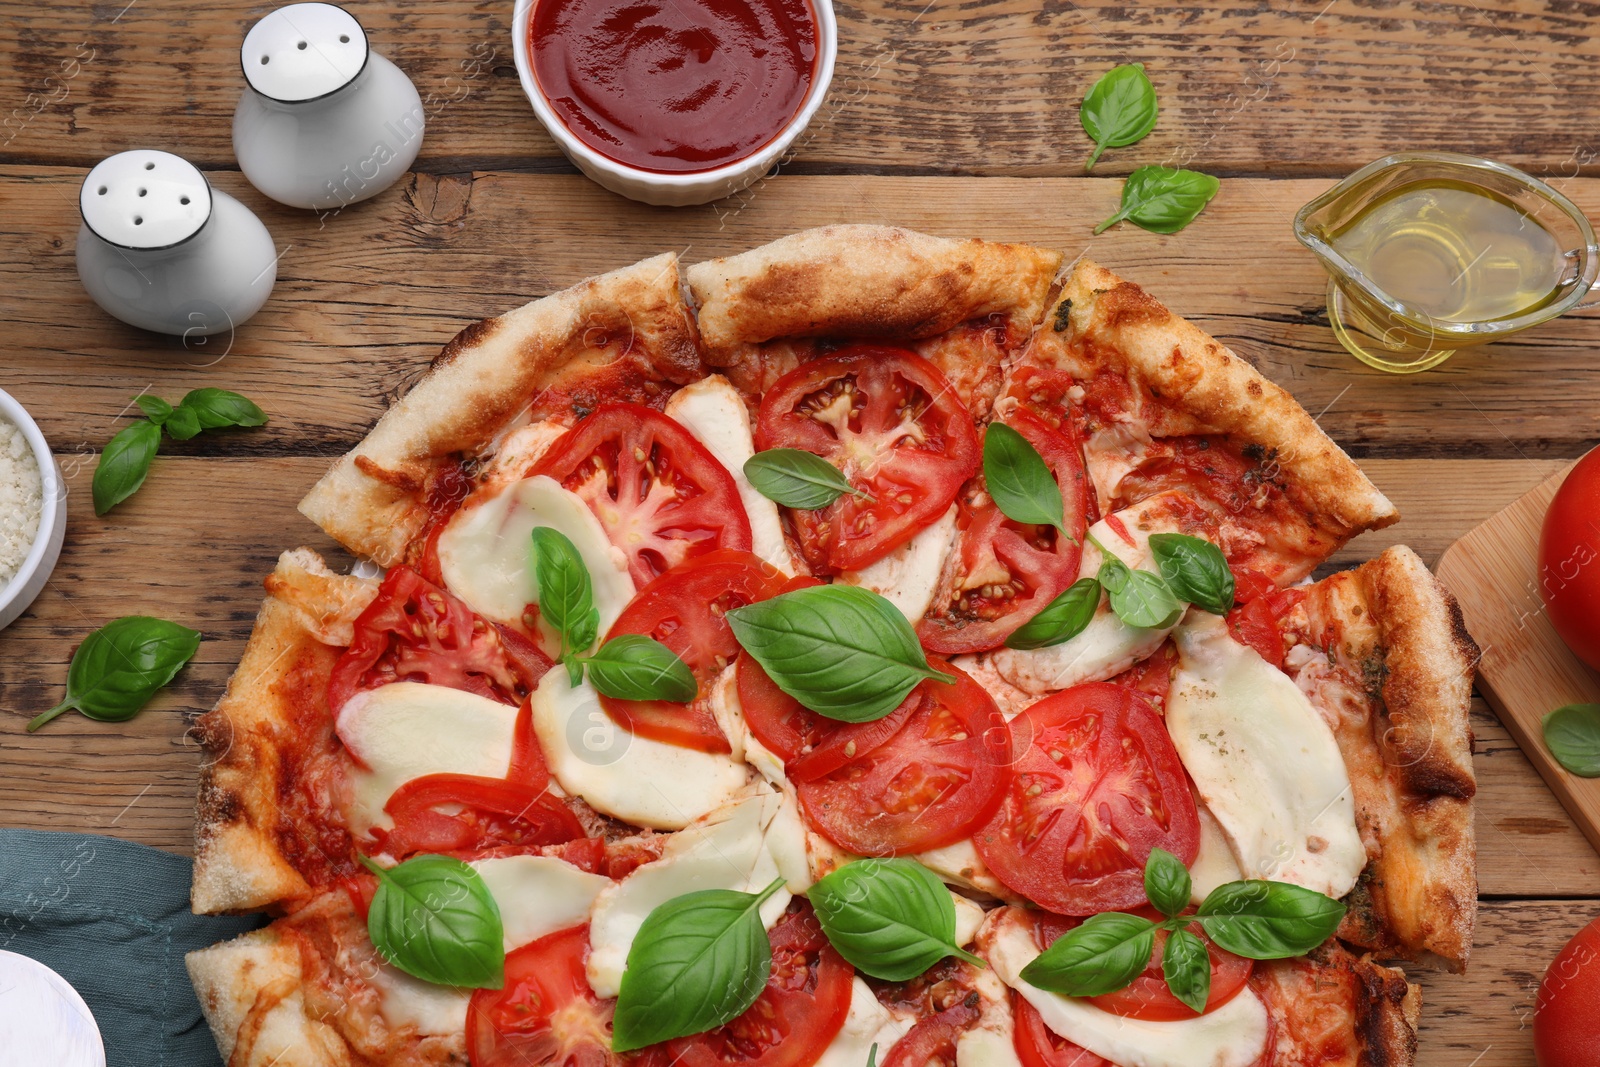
[233,3,425,211]
[75,149,278,337]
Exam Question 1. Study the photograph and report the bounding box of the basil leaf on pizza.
[1150,533,1235,615]
[612,877,787,1052]
[1543,704,1600,777]
[1080,62,1159,171]
[745,448,864,510]
[93,419,162,515]
[984,422,1067,534]
[1098,553,1183,629]
[726,584,954,723]
[27,616,201,732]
[810,859,984,981]
[1006,577,1102,650]
[530,525,601,679]
[1020,911,1157,997]
[359,855,505,990]
[1196,880,1347,959]
[1161,926,1212,1015]
[587,633,697,702]
[1143,847,1192,920]
[1095,165,1221,235]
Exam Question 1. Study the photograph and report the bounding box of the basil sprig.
[1006,578,1102,650]
[810,859,985,981]
[727,585,953,723]
[1095,165,1221,235]
[529,527,695,700]
[1150,533,1235,615]
[359,854,505,989]
[1080,63,1159,171]
[984,423,1067,535]
[613,877,787,1052]
[744,449,868,510]
[1097,549,1183,630]
[1543,704,1600,777]
[94,389,267,515]
[26,616,201,732]
[1022,849,1346,1012]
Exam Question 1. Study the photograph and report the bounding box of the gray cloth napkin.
[0,830,265,1067]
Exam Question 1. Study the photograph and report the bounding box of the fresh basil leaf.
[132,394,173,424]
[1149,533,1235,615]
[1097,552,1133,596]
[866,1044,878,1067]
[360,855,505,989]
[727,585,954,723]
[587,634,697,703]
[984,422,1066,534]
[1006,578,1102,650]
[1162,926,1211,1014]
[163,403,203,441]
[1019,911,1156,997]
[1544,704,1600,777]
[1081,63,1159,171]
[745,449,862,510]
[179,387,268,429]
[27,616,201,732]
[1196,880,1346,960]
[1144,847,1192,920]
[1094,165,1221,236]
[612,877,786,1052]
[92,420,161,515]
[530,526,600,665]
[1100,557,1183,630]
[810,859,985,981]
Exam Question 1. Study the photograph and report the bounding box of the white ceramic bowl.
[512,0,837,207]
[0,388,66,631]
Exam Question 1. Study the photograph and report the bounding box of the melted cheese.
[915,838,1014,900]
[437,474,636,646]
[840,504,958,626]
[531,670,747,831]
[956,957,1025,1067]
[470,856,611,951]
[1189,799,1245,905]
[336,682,519,835]
[586,785,794,997]
[665,376,795,575]
[370,965,471,1035]
[1167,613,1366,898]
[1082,421,1155,512]
[987,912,1270,1067]
[816,978,914,1067]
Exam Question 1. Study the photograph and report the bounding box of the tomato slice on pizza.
[755,345,980,573]
[467,925,615,1067]
[533,402,754,587]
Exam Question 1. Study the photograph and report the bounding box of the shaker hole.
[297,40,307,49]
[97,186,107,195]
[260,55,270,65]
[133,216,144,226]
[137,188,147,197]
[339,34,350,43]
[180,196,191,205]
[144,161,155,170]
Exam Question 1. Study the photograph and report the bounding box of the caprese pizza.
[186,227,1477,1067]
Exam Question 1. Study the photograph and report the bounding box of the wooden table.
[2,3,1596,1064]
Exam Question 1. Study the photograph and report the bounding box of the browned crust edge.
[297,252,701,566]
[191,548,377,915]
[185,927,349,1067]
[1048,258,1398,555]
[1351,954,1422,1067]
[685,224,1063,361]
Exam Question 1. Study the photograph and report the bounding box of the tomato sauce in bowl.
[529,0,819,174]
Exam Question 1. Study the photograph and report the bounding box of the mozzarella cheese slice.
[815,978,914,1067]
[987,911,1270,1067]
[1167,613,1366,898]
[470,855,611,951]
[956,956,1025,1067]
[532,670,747,831]
[915,838,1015,900]
[437,474,636,647]
[839,504,958,626]
[1189,798,1245,905]
[952,893,986,949]
[665,375,795,575]
[586,785,795,997]
[370,965,470,1035]
[336,682,520,835]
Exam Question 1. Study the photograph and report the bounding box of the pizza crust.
[192,549,377,915]
[186,927,350,1067]
[1254,943,1420,1067]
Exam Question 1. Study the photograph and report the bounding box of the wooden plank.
[1438,464,1600,859]
[4,171,1599,459]
[6,2,1600,178]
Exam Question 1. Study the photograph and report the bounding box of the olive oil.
[1326,180,1567,324]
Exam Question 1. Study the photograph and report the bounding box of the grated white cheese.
[0,418,43,590]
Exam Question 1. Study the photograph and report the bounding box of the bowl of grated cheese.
[0,389,65,631]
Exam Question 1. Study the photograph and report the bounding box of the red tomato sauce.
[530,0,819,173]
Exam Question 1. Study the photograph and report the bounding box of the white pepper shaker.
[75,149,278,337]
[233,2,425,211]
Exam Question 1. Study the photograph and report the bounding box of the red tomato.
[1540,447,1600,671]
[973,684,1200,915]
[882,999,981,1067]
[601,551,787,753]
[1108,641,1178,709]
[797,661,1011,856]
[1534,915,1600,1067]
[755,346,980,573]
[532,402,753,588]
[379,776,585,858]
[328,566,553,713]
[1012,995,1111,1067]
[467,925,615,1067]
[1224,567,1302,668]
[626,901,853,1067]
[919,410,1090,655]
[738,654,918,781]
[1086,915,1252,1021]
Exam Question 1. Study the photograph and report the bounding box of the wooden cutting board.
[1436,461,1600,856]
